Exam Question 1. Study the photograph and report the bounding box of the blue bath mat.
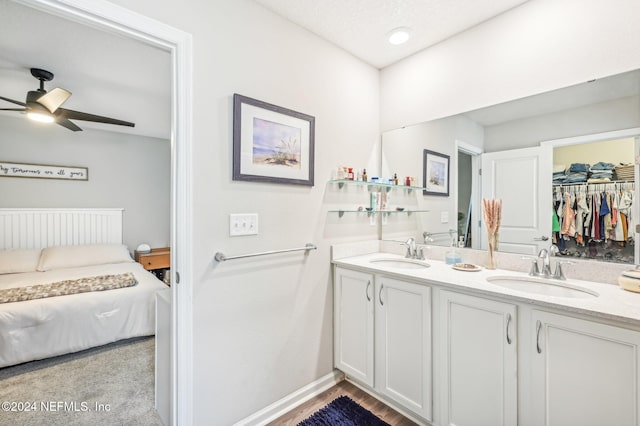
[297,395,391,426]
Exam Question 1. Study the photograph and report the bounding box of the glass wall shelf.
[329,209,430,218]
[330,179,425,193]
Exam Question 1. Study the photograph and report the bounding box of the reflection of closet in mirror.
[551,137,637,264]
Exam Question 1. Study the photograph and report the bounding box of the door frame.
[455,140,483,249]
[540,127,640,264]
[15,1,194,425]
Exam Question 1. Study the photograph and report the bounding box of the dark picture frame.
[423,149,450,196]
[233,94,315,186]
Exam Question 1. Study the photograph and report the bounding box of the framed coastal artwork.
[233,94,315,186]
[423,149,450,196]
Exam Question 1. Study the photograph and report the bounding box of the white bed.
[0,208,167,368]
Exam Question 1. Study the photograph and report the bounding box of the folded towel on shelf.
[587,177,612,183]
[614,164,634,180]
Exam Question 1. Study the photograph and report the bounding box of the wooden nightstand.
[135,247,170,271]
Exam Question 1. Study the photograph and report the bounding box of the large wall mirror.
[381,68,640,264]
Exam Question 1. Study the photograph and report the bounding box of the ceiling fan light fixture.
[26,111,55,123]
[388,27,411,45]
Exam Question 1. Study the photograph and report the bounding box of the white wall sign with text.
[0,161,88,181]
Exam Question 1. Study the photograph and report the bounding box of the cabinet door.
[531,310,640,426]
[375,276,431,421]
[334,267,374,386]
[439,291,517,426]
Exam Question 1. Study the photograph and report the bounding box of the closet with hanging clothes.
[552,138,636,264]
[552,180,635,263]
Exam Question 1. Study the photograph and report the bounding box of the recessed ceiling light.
[388,27,411,45]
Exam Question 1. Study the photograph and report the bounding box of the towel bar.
[214,243,317,262]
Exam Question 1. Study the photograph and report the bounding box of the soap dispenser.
[445,235,463,264]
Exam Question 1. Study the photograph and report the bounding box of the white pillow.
[37,244,133,271]
[0,249,42,274]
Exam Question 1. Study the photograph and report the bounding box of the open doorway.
[2,1,193,424]
[456,141,482,249]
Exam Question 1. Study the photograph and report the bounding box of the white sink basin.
[370,258,431,269]
[487,275,598,299]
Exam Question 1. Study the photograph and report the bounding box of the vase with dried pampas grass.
[482,198,502,270]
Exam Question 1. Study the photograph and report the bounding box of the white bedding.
[0,262,167,368]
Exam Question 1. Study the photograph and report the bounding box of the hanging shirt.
[561,192,576,237]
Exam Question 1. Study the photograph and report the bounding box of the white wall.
[483,96,640,152]
[381,0,640,132]
[554,138,635,167]
[105,0,380,424]
[0,115,170,250]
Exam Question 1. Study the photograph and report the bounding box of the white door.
[375,276,432,421]
[531,310,640,426]
[439,291,517,426]
[481,146,552,255]
[334,267,374,386]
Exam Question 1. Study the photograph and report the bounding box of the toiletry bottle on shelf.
[347,167,354,180]
[362,169,368,182]
[337,166,345,180]
[393,173,398,185]
[405,176,411,186]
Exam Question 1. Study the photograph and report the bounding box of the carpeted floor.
[0,336,164,426]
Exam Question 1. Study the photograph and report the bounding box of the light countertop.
[333,252,640,326]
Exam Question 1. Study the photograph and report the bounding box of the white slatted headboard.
[0,208,124,250]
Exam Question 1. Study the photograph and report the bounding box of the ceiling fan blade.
[0,95,26,107]
[56,108,135,127]
[37,88,71,113]
[0,108,26,111]
[56,117,82,132]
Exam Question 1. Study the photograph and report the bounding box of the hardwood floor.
[267,380,419,425]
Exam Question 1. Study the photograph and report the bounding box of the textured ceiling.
[253,0,530,68]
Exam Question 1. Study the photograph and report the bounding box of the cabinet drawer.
[136,249,170,270]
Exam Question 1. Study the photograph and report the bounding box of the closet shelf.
[553,179,635,188]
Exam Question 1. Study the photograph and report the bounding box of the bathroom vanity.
[332,246,640,426]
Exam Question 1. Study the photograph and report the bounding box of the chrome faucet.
[526,244,569,279]
[402,238,416,259]
[401,238,425,260]
[538,248,552,276]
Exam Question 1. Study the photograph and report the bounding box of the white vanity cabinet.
[334,267,432,421]
[334,267,374,386]
[438,291,517,426]
[375,276,432,421]
[530,310,640,426]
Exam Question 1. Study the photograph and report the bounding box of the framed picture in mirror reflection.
[423,149,449,196]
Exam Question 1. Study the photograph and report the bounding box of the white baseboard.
[233,370,344,426]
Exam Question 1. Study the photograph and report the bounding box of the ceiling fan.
[0,68,135,132]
